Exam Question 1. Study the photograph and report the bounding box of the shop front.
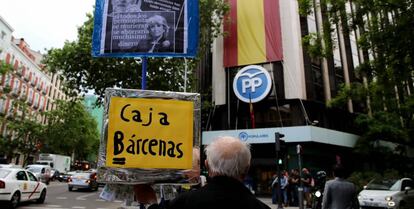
[202,126,359,195]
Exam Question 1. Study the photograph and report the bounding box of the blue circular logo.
[233,65,272,103]
[239,132,249,141]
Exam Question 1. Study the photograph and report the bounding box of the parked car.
[0,167,47,209]
[57,172,72,182]
[68,171,98,191]
[358,177,414,209]
[49,169,60,181]
[25,164,51,185]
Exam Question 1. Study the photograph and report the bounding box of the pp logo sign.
[233,65,272,103]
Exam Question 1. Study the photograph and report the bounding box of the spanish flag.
[224,0,283,67]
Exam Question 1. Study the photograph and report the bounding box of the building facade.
[0,15,69,165]
[201,0,365,194]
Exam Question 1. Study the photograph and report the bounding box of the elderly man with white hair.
[134,136,270,209]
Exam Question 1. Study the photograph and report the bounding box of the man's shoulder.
[171,183,271,209]
[326,178,356,188]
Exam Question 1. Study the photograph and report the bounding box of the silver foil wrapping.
[97,88,201,185]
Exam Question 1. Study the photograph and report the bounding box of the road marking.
[56,196,68,199]
[45,205,62,207]
[71,207,86,209]
[76,192,96,200]
[95,199,105,201]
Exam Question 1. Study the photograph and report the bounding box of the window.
[27,172,38,182]
[4,75,11,87]
[20,84,27,98]
[34,93,40,108]
[39,97,45,110]
[311,64,324,102]
[16,171,27,181]
[0,98,5,113]
[401,180,413,191]
[12,79,20,94]
[1,31,6,40]
[28,88,34,104]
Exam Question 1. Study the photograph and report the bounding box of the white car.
[0,167,47,209]
[25,164,51,185]
[358,177,414,209]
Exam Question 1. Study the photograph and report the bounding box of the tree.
[42,100,100,161]
[42,1,229,104]
[298,0,414,172]
[0,100,45,166]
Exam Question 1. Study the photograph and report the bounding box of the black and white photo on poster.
[101,0,185,54]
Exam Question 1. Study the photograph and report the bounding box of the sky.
[0,0,95,53]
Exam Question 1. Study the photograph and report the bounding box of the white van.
[25,164,51,185]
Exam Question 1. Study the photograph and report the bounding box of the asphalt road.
[18,181,122,209]
[16,181,300,209]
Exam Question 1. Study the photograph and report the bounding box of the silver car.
[68,171,98,191]
[358,178,414,209]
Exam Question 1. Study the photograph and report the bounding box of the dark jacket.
[322,177,359,209]
[149,176,270,209]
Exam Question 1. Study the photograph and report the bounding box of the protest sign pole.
[184,58,188,92]
[142,57,147,90]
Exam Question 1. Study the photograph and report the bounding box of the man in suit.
[134,136,271,209]
[322,164,359,209]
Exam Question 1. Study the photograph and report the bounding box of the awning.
[202,126,359,148]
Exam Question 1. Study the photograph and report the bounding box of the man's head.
[204,136,251,180]
[332,164,346,178]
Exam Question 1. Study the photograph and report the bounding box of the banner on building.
[92,0,199,58]
[224,0,283,67]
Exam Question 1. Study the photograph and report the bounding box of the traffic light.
[275,132,285,151]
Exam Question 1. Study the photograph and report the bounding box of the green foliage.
[1,100,45,166]
[326,0,414,158]
[2,86,11,94]
[298,0,313,16]
[355,112,409,146]
[348,170,381,192]
[0,61,13,75]
[42,100,100,160]
[328,82,368,109]
[199,0,230,53]
[302,33,325,59]
[348,169,408,192]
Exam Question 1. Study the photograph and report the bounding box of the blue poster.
[92,0,199,58]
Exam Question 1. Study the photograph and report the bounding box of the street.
[18,182,122,209]
[14,181,300,209]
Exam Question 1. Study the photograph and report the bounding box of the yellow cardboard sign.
[106,97,194,169]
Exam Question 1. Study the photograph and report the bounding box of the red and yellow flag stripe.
[224,0,283,67]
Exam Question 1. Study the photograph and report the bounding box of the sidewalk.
[258,197,299,209]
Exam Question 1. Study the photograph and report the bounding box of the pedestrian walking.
[134,136,271,209]
[288,169,300,206]
[301,167,313,207]
[321,164,359,209]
